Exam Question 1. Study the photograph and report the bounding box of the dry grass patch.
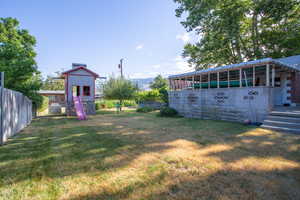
[0,110,300,200]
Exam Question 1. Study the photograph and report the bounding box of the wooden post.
[192,76,194,90]
[208,73,210,88]
[200,75,202,89]
[266,64,270,86]
[253,66,256,87]
[217,72,220,88]
[272,65,275,87]
[173,79,176,90]
[239,68,242,87]
[179,78,182,90]
[227,70,230,88]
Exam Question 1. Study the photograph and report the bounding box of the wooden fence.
[0,88,32,144]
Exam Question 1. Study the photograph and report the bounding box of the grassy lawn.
[1,111,300,200]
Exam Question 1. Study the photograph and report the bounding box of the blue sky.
[1,0,196,79]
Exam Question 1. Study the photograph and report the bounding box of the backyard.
[0,111,300,200]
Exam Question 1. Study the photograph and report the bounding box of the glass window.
[83,86,90,96]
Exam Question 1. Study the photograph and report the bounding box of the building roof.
[61,66,99,78]
[273,55,300,71]
[169,55,300,79]
[38,90,65,95]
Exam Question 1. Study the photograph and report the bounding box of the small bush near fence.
[136,106,154,113]
[158,107,178,117]
[38,96,49,113]
[95,100,137,110]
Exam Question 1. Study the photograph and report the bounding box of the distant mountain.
[131,78,154,91]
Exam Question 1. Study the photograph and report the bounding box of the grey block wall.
[169,87,273,123]
[1,88,32,144]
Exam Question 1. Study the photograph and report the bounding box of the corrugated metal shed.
[169,55,300,79]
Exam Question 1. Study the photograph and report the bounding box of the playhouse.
[61,63,99,116]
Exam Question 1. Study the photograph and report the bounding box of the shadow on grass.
[0,112,300,199]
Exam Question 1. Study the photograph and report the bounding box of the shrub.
[136,106,154,113]
[159,87,168,104]
[96,100,116,109]
[95,102,101,110]
[37,96,49,113]
[135,89,162,103]
[123,100,137,107]
[96,100,137,109]
[159,107,178,117]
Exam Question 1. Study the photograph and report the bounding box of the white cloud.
[174,56,192,73]
[176,32,191,43]
[129,56,193,79]
[135,44,144,50]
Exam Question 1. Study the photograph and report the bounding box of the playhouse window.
[83,86,90,96]
[72,86,80,96]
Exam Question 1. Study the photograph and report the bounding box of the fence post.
[0,72,4,145]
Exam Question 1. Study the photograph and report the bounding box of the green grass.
[0,112,300,200]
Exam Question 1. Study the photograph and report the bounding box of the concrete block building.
[61,63,99,115]
[168,55,300,132]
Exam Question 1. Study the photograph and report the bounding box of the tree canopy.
[0,17,42,105]
[149,75,169,104]
[42,71,64,91]
[174,0,300,70]
[150,75,168,90]
[103,76,138,110]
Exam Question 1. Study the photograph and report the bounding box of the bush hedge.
[158,107,178,117]
[96,100,137,109]
[37,96,49,113]
[136,106,154,113]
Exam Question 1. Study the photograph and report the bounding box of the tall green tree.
[0,17,42,106]
[150,75,169,104]
[174,0,300,70]
[103,76,138,111]
[150,75,168,90]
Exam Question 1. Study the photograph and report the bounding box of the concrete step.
[263,120,300,129]
[266,115,300,123]
[269,111,300,118]
[261,124,300,134]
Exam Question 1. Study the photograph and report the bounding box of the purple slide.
[73,96,87,120]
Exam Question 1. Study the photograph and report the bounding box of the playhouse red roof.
[61,66,99,78]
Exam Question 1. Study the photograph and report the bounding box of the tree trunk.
[119,100,123,112]
[251,9,260,58]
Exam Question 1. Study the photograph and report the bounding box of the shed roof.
[61,66,99,78]
[38,90,65,95]
[169,55,300,79]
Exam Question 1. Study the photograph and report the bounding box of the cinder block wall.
[169,87,273,123]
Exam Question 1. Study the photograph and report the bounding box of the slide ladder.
[73,96,87,120]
